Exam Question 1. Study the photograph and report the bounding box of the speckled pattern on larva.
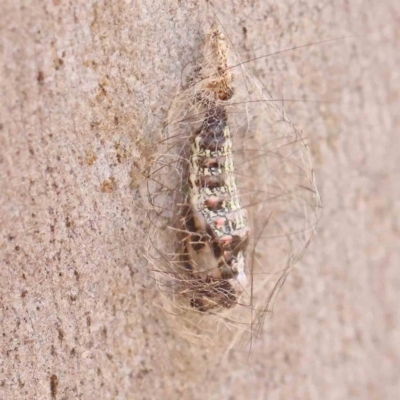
[183,26,250,311]
[189,108,248,240]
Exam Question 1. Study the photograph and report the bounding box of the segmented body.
[183,26,249,311]
[147,20,320,323]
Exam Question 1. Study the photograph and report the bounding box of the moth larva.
[182,26,250,311]
[147,20,321,333]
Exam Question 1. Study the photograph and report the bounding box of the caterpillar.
[146,20,321,332]
[182,26,250,311]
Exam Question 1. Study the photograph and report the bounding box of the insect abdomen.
[186,105,249,310]
[189,106,247,241]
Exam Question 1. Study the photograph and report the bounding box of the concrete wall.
[1,1,399,399]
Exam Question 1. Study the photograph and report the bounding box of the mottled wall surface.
[1,1,399,399]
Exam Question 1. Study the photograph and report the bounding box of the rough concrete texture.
[1,0,399,399]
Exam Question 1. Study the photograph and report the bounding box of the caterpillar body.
[182,26,250,311]
[147,21,321,332]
